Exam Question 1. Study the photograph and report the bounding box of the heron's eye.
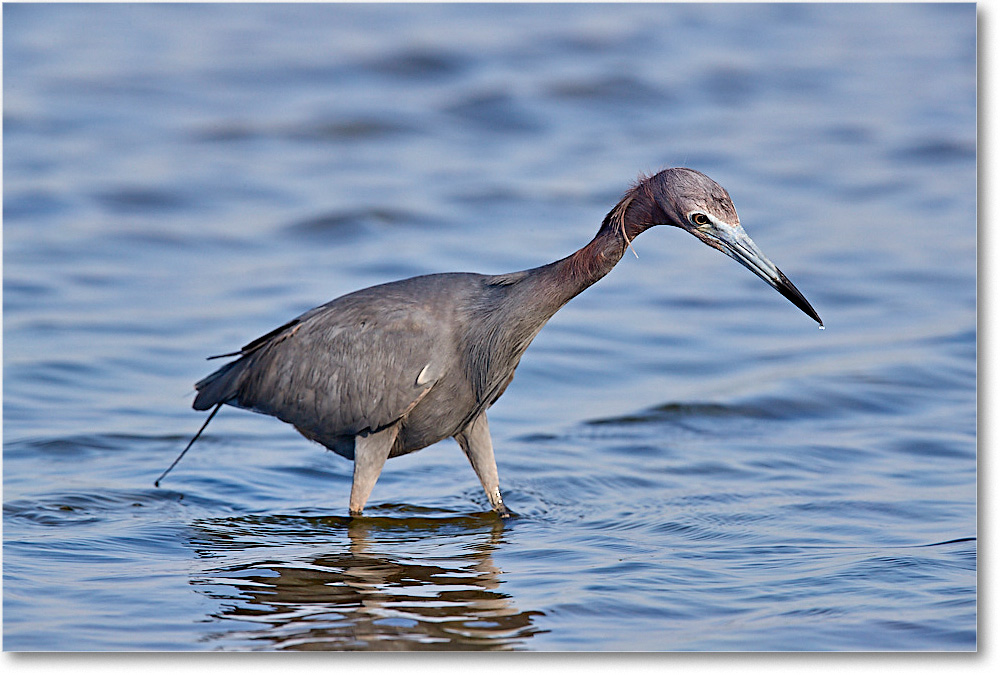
[689,213,711,227]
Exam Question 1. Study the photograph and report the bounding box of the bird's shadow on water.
[185,507,546,651]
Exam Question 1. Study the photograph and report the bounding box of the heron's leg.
[455,412,511,517]
[349,424,399,516]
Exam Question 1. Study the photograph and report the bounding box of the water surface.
[3,2,976,650]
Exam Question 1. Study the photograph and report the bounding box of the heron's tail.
[192,358,246,411]
[154,403,222,487]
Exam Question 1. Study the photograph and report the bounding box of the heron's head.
[631,167,823,326]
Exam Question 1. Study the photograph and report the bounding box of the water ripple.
[2,1,975,651]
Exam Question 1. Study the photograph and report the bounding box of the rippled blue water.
[3,3,976,651]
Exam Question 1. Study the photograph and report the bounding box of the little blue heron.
[159,168,822,517]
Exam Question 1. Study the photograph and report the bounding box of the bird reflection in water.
[188,510,545,650]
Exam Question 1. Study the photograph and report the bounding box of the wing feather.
[192,281,459,443]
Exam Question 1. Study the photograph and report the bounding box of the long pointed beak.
[694,223,823,327]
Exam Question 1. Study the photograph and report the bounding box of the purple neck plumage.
[551,177,664,297]
[467,176,666,406]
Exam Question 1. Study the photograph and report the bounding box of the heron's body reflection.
[189,511,544,650]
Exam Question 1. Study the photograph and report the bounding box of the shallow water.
[3,3,976,651]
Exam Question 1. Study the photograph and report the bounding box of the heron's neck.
[465,196,652,406]
[532,192,654,311]
[555,223,629,295]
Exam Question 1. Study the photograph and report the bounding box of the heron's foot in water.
[493,502,516,519]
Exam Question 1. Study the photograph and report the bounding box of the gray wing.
[193,290,451,440]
